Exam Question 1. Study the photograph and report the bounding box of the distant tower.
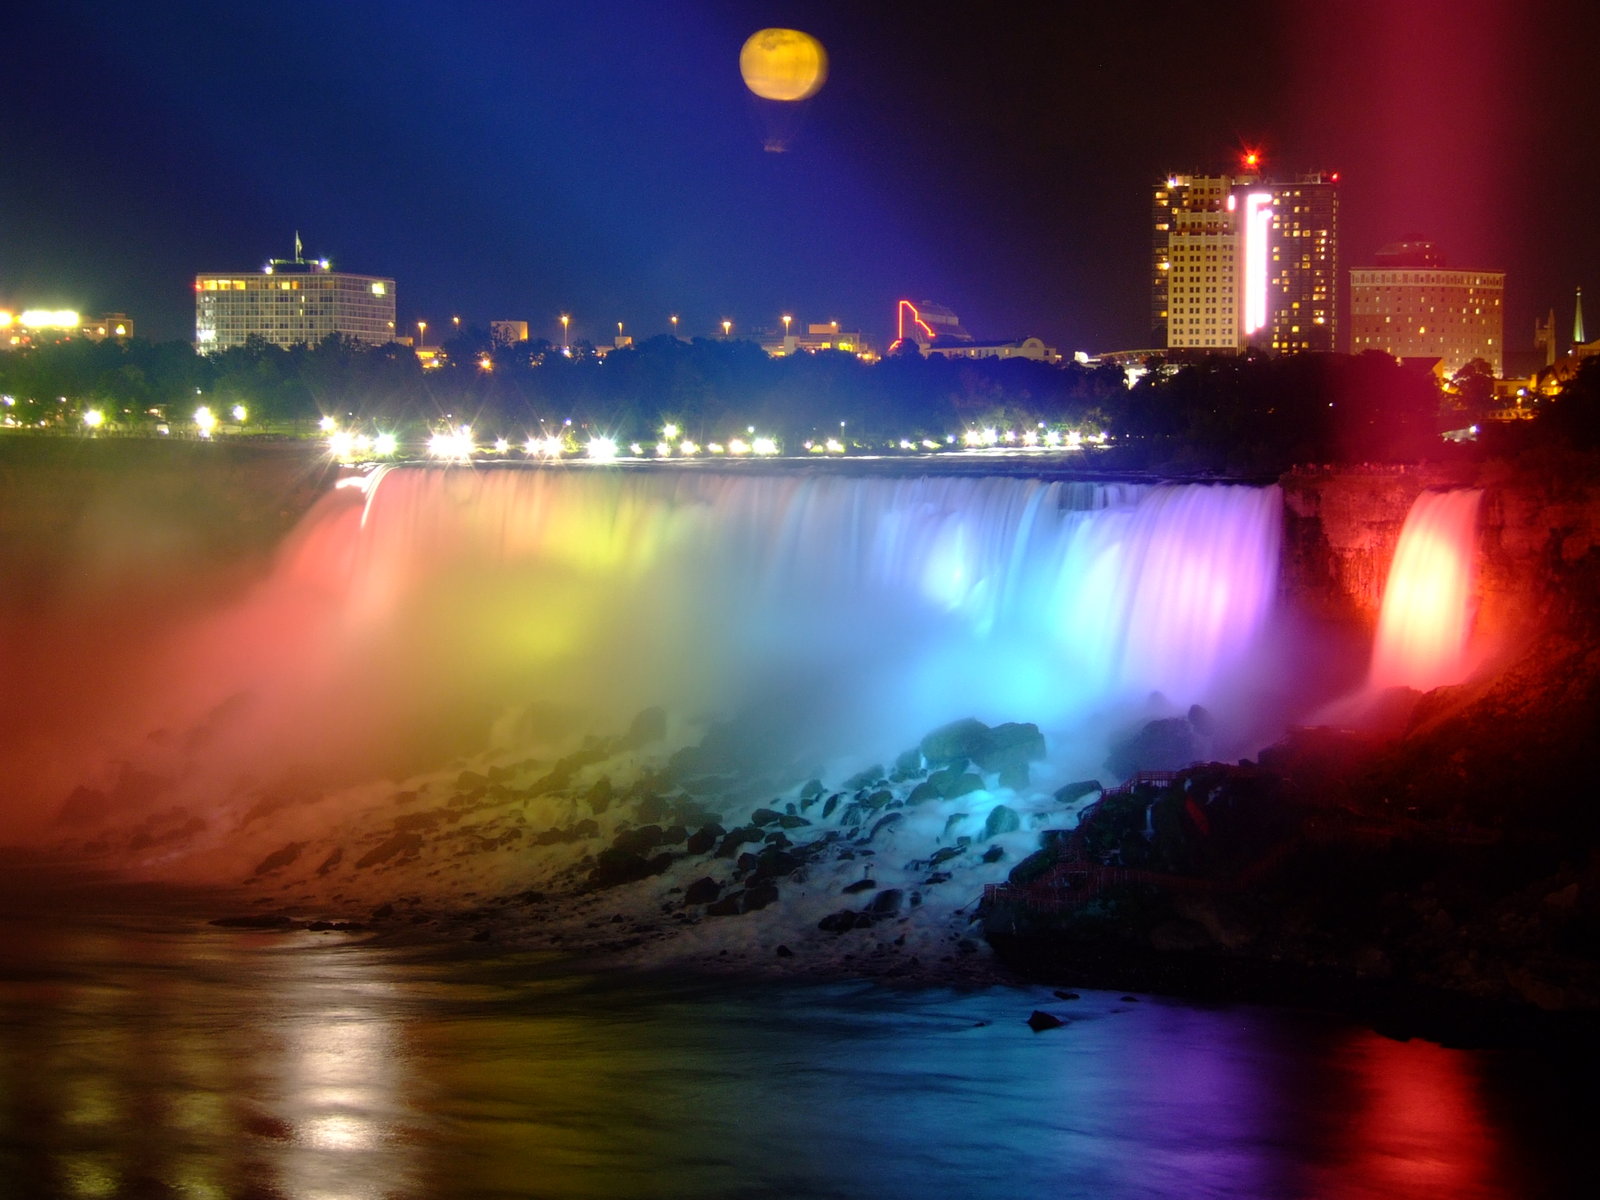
[1575,287,1587,347]
[1536,309,1557,367]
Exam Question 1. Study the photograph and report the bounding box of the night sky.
[2,0,1595,354]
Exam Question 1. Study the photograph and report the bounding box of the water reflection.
[0,882,1589,1199]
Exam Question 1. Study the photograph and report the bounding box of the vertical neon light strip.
[1243,192,1273,335]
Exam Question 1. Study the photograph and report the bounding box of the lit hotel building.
[1349,241,1504,377]
[1154,160,1340,354]
[195,247,395,351]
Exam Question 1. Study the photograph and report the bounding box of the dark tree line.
[5,331,1596,471]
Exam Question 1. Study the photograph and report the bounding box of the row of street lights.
[410,313,785,352]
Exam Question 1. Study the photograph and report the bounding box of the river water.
[0,867,1590,1200]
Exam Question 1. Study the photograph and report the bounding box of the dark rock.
[929,767,986,800]
[983,804,1022,840]
[355,832,423,869]
[1053,991,1080,1001]
[1055,780,1102,804]
[818,910,873,933]
[776,813,812,829]
[923,871,952,885]
[315,848,343,876]
[921,718,995,768]
[750,848,802,880]
[685,824,724,855]
[659,824,688,845]
[743,882,780,911]
[775,944,794,957]
[976,722,1048,775]
[456,770,490,791]
[981,844,1006,864]
[861,789,895,810]
[839,804,864,828]
[762,831,792,849]
[842,878,877,894]
[751,807,784,827]
[611,825,665,856]
[1027,1010,1064,1031]
[998,762,1030,791]
[622,705,667,748]
[928,846,962,867]
[251,842,305,877]
[1120,996,1140,1003]
[894,747,924,776]
[907,780,944,805]
[868,888,904,917]
[210,914,294,930]
[636,793,671,823]
[586,778,613,814]
[585,849,673,891]
[572,818,600,840]
[715,826,763,857]
[800,779,825,800]
[705,892,744,917]
[1105,716,1201,780]
[372,903,396,919]
[868,813,905,841]
[822,794,841,819]
[843,765,885,791]
[684,877,722,905]
[1187,703,1216,737]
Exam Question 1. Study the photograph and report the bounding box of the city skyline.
[2,0,1596,353]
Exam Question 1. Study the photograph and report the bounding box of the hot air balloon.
[739,28,828,152]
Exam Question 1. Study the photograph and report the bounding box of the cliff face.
[1279,457,1600,650]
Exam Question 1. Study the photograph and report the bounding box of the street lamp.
[560,314,570,349]
[670,314,679,337]
[722,319,732,338]
[782,314,792,337]
[417,320,427,348]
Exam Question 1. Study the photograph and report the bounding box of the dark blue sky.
[2,0,1595,353]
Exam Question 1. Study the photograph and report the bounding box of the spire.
[294,230,303,263]
[1576,286,1587,347]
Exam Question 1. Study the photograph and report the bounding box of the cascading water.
[1368,488,1483,693]
[9,466,1289,832]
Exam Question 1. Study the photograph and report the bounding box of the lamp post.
[670,314,679,338]
[417,320,427,348]
[782,314,792,336]
[722,319,732,339]
[560,314,570,350]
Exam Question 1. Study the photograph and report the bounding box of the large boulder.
[919,718,994,768]
[1105,715,1202,781]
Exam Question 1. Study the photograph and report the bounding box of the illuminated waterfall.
[33,468,1287,807]
[1369,489,1483,692]
[311,468,1285,760]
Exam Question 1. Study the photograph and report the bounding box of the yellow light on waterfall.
[739,29,828,102]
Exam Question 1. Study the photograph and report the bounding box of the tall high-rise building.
[1349,241,1504,376]
[195,243,396,351]
[1153,160,1340,354]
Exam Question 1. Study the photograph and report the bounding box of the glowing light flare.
[82,408,104,428]
[319,416,337,432]
[752,436,779,455]
[231,404,247,422]
[662,422,680,440]
[19,309,80,329]
[655,442,673,457]
[586,436,618,461]
[194,405,217,436]
[1242,192,1274,335]
[679,440,700,455]
[428,426,475,460]
[728,438,751,455]
[373,432,398,456]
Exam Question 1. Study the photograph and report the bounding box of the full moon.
[739,28,828,103]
